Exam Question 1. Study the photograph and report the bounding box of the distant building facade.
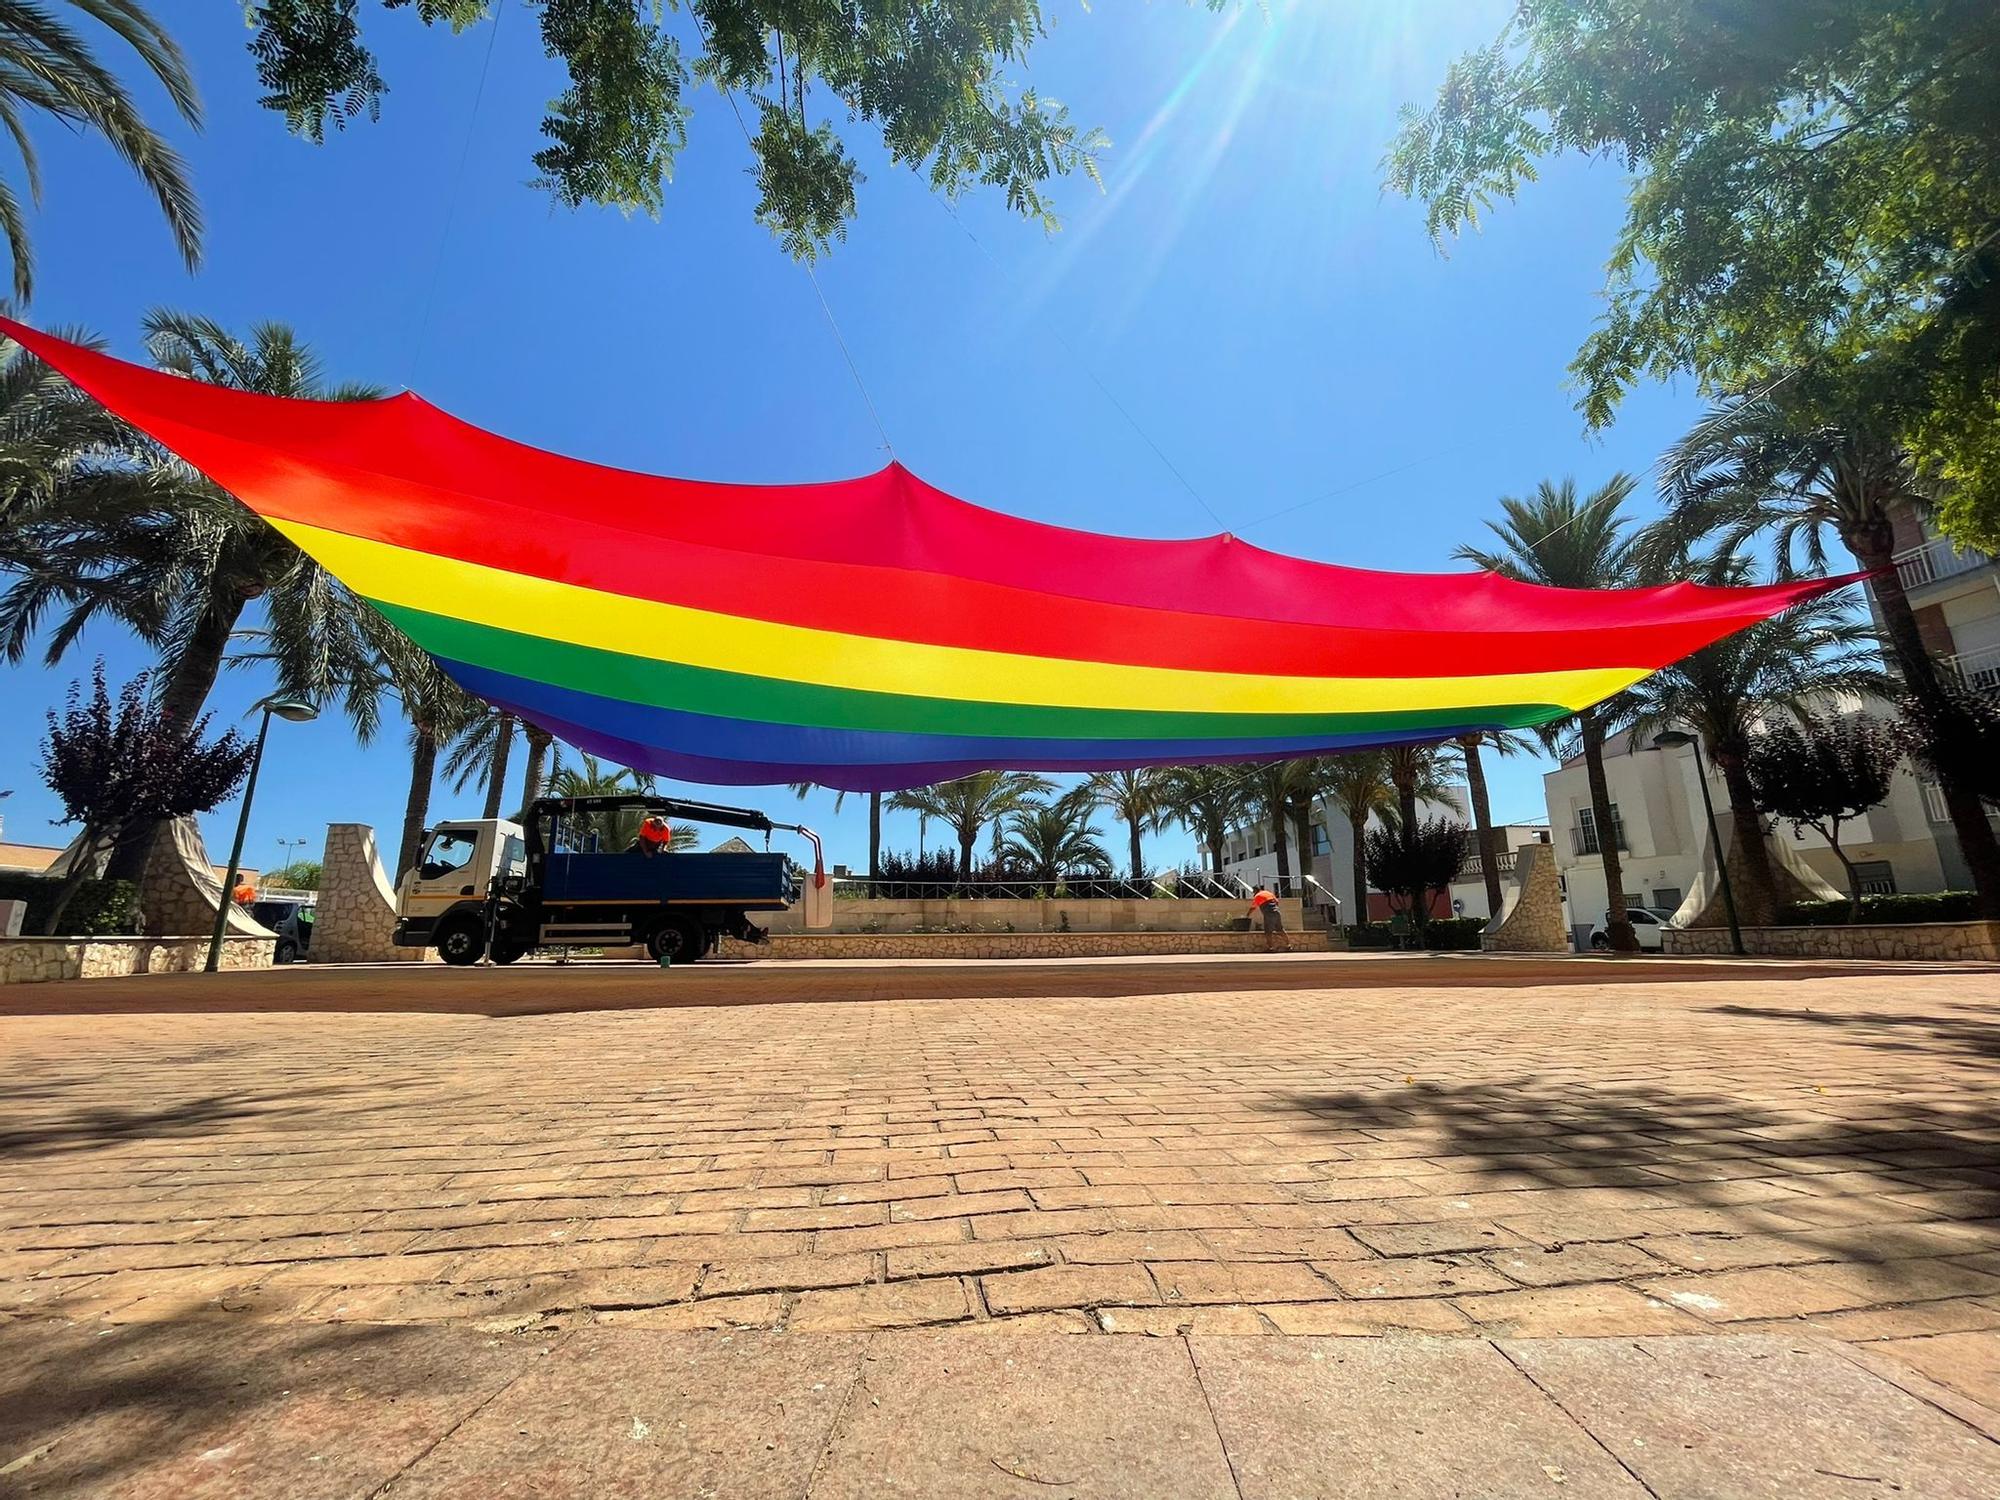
[1203,785,1546,924]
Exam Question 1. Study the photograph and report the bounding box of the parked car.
[250,897,315,964]
[1589,906,1677,951]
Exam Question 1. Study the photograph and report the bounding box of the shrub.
[1344,916,1484,951]
[0,872,139,936]
[1776,892,1979,927]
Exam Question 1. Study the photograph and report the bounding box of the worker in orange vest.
[634,814,675,857]
[1250,885,1287,952]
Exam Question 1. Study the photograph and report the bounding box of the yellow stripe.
[277,520,1647,716]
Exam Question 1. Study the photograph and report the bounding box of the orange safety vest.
[639,816,673,846]
[1251,890,1274,909]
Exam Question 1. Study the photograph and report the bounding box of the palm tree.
[1319,750,1397,918]
[0,3,201,302]
[2,312,386,880]
[1656,397,2000,918]
[1622,550,1892,924]
[0,324,127,527]
[1449,730,1533,914]
[444,709,518,818]
[997,789,1114,884]
[543,750,688,851]
[1085,768,1165,881]
[518,723,554,810]
[887,771,1054,880]
[1155,765,1248,877]
[1456,475,1645,951]
[1244,760,1313,895]
[788,782,882,879]
[1384,743,1453,832]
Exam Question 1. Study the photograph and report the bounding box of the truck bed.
[537,851,793,909]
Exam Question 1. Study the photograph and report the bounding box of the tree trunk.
[1712,739,1780,926]
[868,791,882,880]
[105,591,249,884]
[1207,816,1227,876]
[1580,714,1639,952]
[1843,521,2000,918]
[483,714,515,820]
[1269,797,1294,895]
[957,831,975,881]
[41,830,109,935]
[1127,813,1145,882]
[1349,810,1368,923]
[518,725,551,812]
[1395,773,1418,833]
[1460,735,1503,916]
[1828,833,1863,924]
[397,730,439,883]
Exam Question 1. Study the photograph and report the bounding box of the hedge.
[1344,916,1485,951]
[0,871,139,936]
[1775,892,1980,927]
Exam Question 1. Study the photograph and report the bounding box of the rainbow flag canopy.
[11,321,1841,791]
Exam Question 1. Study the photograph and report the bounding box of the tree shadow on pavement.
[1702,1000,2000,1061]
[0,1082,371,1161]
[0,1313,543,1497]
[1272,1075,2000,1276]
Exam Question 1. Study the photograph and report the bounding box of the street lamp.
[207,696,318,973]
[1652,729,1745,957]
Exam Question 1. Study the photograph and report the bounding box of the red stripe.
[6,319,1850,676]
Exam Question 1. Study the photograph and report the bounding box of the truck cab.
[392,794,825,965]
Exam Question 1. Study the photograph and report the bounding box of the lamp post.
[207,696,318,973]
[1652,729,1745,957]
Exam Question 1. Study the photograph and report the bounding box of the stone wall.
[1480,843,1568,953]
[0,934,273,984]
[137,816,272,940]
[1664,921,2000,961]
[711,929,1323,961]
[758,895,1302,935]
[316,823,430,964]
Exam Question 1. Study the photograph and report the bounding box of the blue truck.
[392,793,826,965]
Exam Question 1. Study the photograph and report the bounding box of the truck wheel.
[646,916,704,964]
[274,939,297,965]
[489,941,528,965]
[436,919,487,966]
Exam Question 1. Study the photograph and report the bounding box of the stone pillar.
[315,823,428,963]
[138,815,273,939]
[1480,842,1568,953]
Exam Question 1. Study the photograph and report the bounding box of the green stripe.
[375,601,1564,741]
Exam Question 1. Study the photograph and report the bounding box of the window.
[1575,806,1629,855]
[1311,823,1331,856]
[1251,844,1264,859]
[1651,887,1682,913]
[1852,861,1897,896]
[418,829,477,881]
[501,834,527,878]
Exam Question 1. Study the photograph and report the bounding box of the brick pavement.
[4,958,2000,1375]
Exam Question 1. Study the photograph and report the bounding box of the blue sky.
[3,0,1727,875]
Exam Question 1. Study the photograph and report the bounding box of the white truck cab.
[397,819,526,919]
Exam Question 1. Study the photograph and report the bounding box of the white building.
[1878,501,2000,890]
[1544,499,1998,946]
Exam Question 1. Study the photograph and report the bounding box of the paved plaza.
[5,952,2000,1494]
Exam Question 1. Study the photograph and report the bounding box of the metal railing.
[1570,820,1628,856]
[1943,644,2000,695]
[1460,851,1517,882]
[1894,537,1993,591]
[831,872,1282,901]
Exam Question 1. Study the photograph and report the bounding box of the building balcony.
[1460,850,1517,883]
[1893,537,1993,593]
[1570,821,1628,857]
[1943,644,2000,696]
